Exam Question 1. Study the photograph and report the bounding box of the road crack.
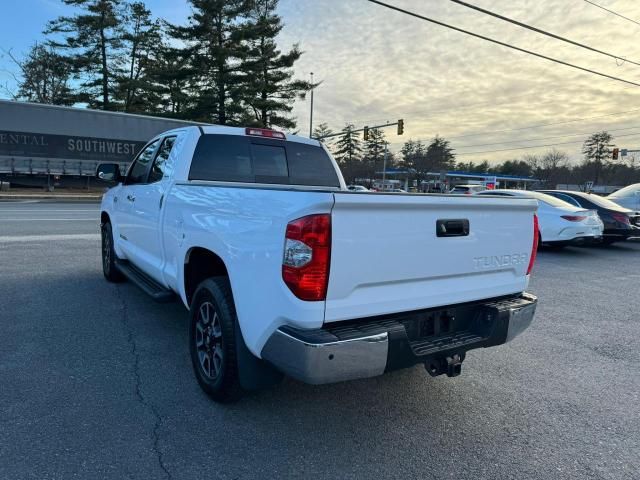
[116,286,172,480]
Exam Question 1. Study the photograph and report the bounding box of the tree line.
[3,0,311,129]
[317,125,640,188]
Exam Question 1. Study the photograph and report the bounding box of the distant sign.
[484,176,497,190]
[585,181,594,190]
[0,130,145,162]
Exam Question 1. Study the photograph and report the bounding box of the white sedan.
[476,189,604,247]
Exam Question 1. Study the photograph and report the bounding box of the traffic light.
[612,147,619,160]
[363,126,369,141]
[397,119,404,135]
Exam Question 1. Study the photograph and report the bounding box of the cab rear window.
[189,134,340,187]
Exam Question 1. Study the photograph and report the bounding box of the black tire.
[101,221,125,283]
[189,277,244,403]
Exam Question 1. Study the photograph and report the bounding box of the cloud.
[279,0,640,163]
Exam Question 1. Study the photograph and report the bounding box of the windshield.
[578,193,631,210]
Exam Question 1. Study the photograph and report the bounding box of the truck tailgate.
[325,193,538,323]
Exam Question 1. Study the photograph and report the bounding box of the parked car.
[347,185,369,192]
[607,183,640,212]
[538,190,640,244]
[97,125,538,402]
[449,184,485,195]
[476,189,604,247]
[389,188,407,193]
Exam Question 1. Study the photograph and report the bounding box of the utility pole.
[309,72,314,138]
[382,142,388,188]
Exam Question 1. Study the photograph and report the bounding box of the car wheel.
[189,277,244,403]
[101,221,125,283]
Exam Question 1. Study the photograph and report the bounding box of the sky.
[1,0,640,164]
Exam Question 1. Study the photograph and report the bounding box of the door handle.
[126,194,136,202]
[436,219,470,237]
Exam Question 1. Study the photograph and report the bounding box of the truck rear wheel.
[189,278,244,403]
[101,221,125,283]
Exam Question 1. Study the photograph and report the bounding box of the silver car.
[449,184,485,195]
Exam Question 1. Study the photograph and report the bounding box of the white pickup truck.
[97,125,539,402]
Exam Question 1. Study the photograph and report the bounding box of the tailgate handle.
[437,219,469,237]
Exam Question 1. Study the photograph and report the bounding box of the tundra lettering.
[473,253,529,270]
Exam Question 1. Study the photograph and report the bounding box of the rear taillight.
[611,212,631,225]
[527,214,539,276]
[282,214,331,301]
[561,215,587,222]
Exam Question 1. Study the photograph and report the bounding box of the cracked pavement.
[1,201,639,480]
[115,286,171,480]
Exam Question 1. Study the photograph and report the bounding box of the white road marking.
[0,209,98,212]
[0,234,100,243]
[0,218,97,221]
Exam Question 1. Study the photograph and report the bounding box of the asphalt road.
[1,201,639,480]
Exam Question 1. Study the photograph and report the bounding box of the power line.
[446,107,640,140]
[449,0,640,66]
[457,125,640,149]
[583,0,640,28]
[456,131,640,156]
[366,0,640,87]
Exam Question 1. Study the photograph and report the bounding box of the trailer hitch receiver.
[446,354,462,377]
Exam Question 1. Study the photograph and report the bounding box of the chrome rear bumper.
[261,293,537,385]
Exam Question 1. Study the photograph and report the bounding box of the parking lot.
[1,200,639,480]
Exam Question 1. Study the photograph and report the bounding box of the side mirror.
[96,163,122,182]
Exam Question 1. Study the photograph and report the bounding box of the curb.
[0,194,102,202]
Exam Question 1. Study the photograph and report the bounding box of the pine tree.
[116,1,162,113]
[334,124,363,183]
[13,44,74,105]
[46,0,125,110]
[426,136,455,172]
[240,0,312,129]
[168,0,250,125]
[582,131,614,184]
[148,44,192,116]
[364,127,388,180]
[312,122,333,144]
[401,139,425,171]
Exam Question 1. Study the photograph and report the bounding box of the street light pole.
[309,72,314,138]
[382,142,388,188]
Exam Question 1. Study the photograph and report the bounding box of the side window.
[126,139,159,185]
[149,136,176,183]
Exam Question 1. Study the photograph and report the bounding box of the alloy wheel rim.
[195,301,223,380]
